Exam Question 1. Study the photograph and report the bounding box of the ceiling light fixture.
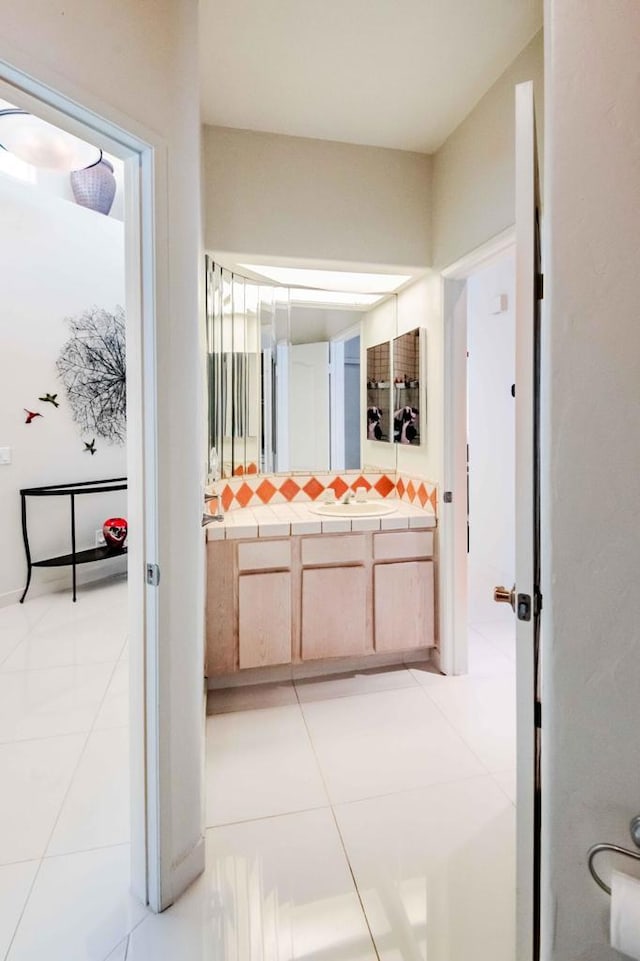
[288,288,384,309]
[238,264,412,295]
[0,109,101,172]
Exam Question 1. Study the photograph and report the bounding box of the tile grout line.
[0,597,57,671]
[410,668,515,780]
[292,681,382,961]
[3,617,128,961]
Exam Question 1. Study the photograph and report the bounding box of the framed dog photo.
[392,328,425,445]
[366,341,391,443]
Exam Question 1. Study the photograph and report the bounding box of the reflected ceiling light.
[0,109,101,172]
[238,264,412,294]
[288,288,383,308]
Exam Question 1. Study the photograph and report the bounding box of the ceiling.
[199,0,541,153]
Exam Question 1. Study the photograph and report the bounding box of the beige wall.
[0,0,204,910]
[542,3,640,958]
[204,125,432,268]
[432,31,543,269]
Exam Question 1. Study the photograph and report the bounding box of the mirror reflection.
[205,259,362,478]
[393,328,421,445]
[366,342,391,443]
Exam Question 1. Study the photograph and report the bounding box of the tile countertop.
[204,500,436,541]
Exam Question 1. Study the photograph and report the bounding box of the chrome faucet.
[341,490,355,504]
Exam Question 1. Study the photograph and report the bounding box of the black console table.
[19,477,128,603]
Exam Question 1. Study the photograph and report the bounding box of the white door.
[289,342,330,471]
[511,79,543,961]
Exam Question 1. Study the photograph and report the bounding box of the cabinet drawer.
[373,530,433,561]
[238,539,291,571]
[238,572,292,668]
[301,567,368,659]
[374,560,434,651]
[301,534,366,566]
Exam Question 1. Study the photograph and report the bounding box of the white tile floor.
[0,575,517,961]
[0,577,132,961]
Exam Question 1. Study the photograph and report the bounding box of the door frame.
[0,62,163,909]
[329,320,361,471]
[439,227,516,676]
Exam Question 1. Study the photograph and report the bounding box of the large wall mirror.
[205,258,362,478]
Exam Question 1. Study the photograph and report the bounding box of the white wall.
[0,176,126,605]
[290,307,356,345]
[542,3,640,958]
[466,252,515,625]
[0,0,203,909]
[361,275,442,481]
[432,31,544,269]
[203,125,432,268]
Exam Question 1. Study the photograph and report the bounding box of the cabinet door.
[239,572,292,669]
[301,567,368,660]
[374,561,434,651]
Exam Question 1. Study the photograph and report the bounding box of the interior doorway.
[466,250,517,671]
[0,62,164,953]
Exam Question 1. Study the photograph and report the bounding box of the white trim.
[329,340,346,471]
[275,343,290,472]
[0,62,162,910]
[441,226,516,280]
[440,227,516,676]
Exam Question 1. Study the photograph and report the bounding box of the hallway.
[130,629,515,960]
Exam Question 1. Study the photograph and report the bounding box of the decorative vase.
[103,517,128,549]
[70,156,116,215]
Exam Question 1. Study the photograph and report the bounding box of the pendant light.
[0,109,101,172]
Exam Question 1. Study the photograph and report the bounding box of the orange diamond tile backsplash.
[211,471,437,515]
[328,476,349,500]
[256,479,277,504]
[374,474,395,498]
[279,478,301,502]
[235,482,254,508]
[303,477,324,501]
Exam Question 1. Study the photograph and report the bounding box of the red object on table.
[103,517,128,548]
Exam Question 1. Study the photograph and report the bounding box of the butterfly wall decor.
[39,393,59,408]
[83,438,97,455]
[24,410,43,424]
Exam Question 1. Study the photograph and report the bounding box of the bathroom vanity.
[205,501,437,681]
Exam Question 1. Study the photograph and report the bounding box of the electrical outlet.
[95,529,106,548]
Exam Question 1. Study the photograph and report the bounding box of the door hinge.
[146,563,160,587]
[535,272,544,300]
[535,700,542,730]
[443,491,453,504]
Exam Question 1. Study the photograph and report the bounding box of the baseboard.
[207,647,436,690]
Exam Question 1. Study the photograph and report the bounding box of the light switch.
[0,448,12,465]
[490,294,509,314]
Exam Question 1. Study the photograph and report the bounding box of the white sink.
[309,501,398,518]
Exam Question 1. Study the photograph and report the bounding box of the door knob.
[494,584,516,612]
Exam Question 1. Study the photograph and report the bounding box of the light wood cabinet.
[374,560,434,651]
[238,572,292,668]
[301,566,369,660]
[206,524,437,678]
